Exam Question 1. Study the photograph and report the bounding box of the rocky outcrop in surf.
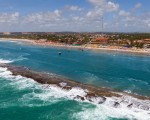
[0,63,150,113]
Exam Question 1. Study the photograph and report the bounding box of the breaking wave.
[0,59,14,63]
[0,56,27,64]
[0,67,150,120]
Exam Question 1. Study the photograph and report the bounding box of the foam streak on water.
[0,66,150,120]
[0,59,14,63]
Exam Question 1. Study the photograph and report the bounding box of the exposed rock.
[127,103,133,108]
[138,105,149,111]
[62,86,72,90]
[74,95,85,101]
[113,102,120,108]
[97,97,106,104]
[85,93,106,104]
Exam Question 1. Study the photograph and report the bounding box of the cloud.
[131,2,142,13]
[118,2,142,23]
[106,1,119,12]
[86,8,103,18]
[142,13,150,27]
[72,16,84,21]
[88,0,119,11]
[0,12,19,24]
[0,1,148,32]
[119,10,130,17]
[25,10,61,25]
[88,0,106,6]
[135,3,142,9]
[64,5,83,11]
[87,0,119,19]
[54,10,61,17]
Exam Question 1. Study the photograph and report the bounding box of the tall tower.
[101,16,104,36]
[101,16,103,33]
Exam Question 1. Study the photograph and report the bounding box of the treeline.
[0,33,150,48]
[0,33,92,45]
[108,33,150,41]
[108,33,150,48]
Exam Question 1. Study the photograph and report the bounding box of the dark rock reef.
[0,63,150,111]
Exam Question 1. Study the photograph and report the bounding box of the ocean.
[0,40,150,120]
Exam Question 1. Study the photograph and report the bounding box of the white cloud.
[72,16,83,21]
[25,10,61,25]
[88,0,106,6]
[0,12,19,23]
[65,5,83,11]
[118,2,142,24]
[106,1,119,12]
[87,0,119,19]
[54,10,61,17]
[131,2,142,13]
[86,8,103,18]
[88,0,119,11]
[119,10,130,17]
[143,14,150,27]
[125,16,135,22]
[0,1,148,32]
[135,3,142,9]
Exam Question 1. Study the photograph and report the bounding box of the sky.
[0,0,150,32]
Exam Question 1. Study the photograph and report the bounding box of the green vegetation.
[108,33,150,48]
[0,32,150,48]
[0,32,92,45]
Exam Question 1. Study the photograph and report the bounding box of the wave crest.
[0,66,150,120]
[0,59,14,63]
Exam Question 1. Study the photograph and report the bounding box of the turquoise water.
[0,40,150,120]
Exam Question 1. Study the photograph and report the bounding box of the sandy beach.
[1,38,150,55]
[0,38,34,43]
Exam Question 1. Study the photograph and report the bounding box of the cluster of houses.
[143,39,150,48]
[90,34,108,45]
[1,32,150,48]
[36,34,150,48]
[89,34,150,48]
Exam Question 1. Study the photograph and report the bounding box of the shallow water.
[0,40,150,120]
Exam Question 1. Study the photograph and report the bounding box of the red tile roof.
[95,37,108,41]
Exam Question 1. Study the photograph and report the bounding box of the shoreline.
[0,38,150,56]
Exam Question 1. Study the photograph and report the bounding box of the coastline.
[0,38,34,43]
[0,38,150,56]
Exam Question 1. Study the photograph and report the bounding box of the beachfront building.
[35,39,47,43]
[3,32,11,35]
[90,37,108,46]
[144,39,150,48]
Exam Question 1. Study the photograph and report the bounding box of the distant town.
[1,32,150,49]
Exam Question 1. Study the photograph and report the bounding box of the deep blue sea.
[0,40,150,120]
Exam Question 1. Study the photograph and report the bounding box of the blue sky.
[0,0,149,32]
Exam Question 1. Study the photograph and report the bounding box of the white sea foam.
[128,78,149,85]
[74,103,150,120]
[15,55,28,61]
[74,95,150,120]
[0,56,27,64]
[0,67,150,120]
[0,67,87,105]
[0,59,14,63]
